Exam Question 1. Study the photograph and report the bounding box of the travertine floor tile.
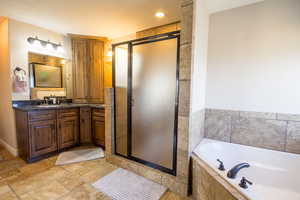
[59,171,84,191]
[33,166,68,181]
[19,160,52,176]
[80,163,117,184]
[19,180,69,200]
[0,146,184,200]
[61,162,92,176]
[0,185,18,200]
[10,173,49,195]
[61,184,109,200]
[0,168,21,180]
[160,190,189,200]
[0,150,16,161]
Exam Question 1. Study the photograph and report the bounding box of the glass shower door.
[114,44,129,157]
[130,38,178,170]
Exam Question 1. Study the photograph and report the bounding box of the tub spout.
[227,163,250,179]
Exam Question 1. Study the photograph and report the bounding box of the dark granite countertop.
[13,103,105,111]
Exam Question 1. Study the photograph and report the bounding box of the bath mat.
[55,147,104,165]
[92,168,167,200]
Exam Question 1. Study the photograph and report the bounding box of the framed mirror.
[28,52,72,100]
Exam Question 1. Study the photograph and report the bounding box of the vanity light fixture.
[27,36,63,51]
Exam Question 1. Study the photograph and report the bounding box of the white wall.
[8,19,72,100]
[0,17,18,155]
[206,0,300,114]
[191,0,209,112]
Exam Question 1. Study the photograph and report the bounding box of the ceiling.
[0,0,181,39]
[206,0,264,13]
[0,0,264,39]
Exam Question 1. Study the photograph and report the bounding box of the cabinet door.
[72,39,89,101]
[92,117,105,147]
[72,38,105,104]
[80,107,92,144]
[29,120,57,158]
[58,116,79,149]
[87,40,105,103]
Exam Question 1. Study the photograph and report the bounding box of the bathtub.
[193,139,300,200]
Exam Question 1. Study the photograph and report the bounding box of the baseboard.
[0,138,18,156]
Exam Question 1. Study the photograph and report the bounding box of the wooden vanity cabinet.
[16,110,58,162]
[15,109,80,162]
[72,38,105,104]
[80,107,92,144]
[57,109,79,150]
[15,107,105,163]
[92,108,105,147]
[29,119,57,158]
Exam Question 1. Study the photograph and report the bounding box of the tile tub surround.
[192,154,248,200]
[205,108,300,154]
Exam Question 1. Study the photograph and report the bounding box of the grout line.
[7,183,22,200]
[284,121,289,152]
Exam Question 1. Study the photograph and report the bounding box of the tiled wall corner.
[189,109,205,155]
[178,80,191,117]
[205,109,238,142]
[204,108,300,154]
[286,121,300,154]
[178,116,190,152]
[105,88,114,157]
[179,43,192,81]
[176,148,190,184]
[180,0,193,45]
[136,22,180,39]
[162,173,188,196]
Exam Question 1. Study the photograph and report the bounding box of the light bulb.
[46,42,53,50]
[57,45,64,53]
[155,12,165,18]
[33,39,41,48]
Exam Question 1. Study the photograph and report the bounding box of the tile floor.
[0,145,187,200]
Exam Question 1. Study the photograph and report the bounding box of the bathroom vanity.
[14,104,105,162]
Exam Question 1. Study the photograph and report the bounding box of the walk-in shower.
[113,31,180,175]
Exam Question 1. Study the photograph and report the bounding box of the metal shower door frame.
[112,31,180,175]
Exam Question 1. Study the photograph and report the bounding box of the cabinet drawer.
[58,109,79,119]
[92,109,105,117]
[29,110,56,122]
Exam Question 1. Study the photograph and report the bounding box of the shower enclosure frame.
[112,31,180,175]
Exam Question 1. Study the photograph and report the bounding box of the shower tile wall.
[205,109,300,154]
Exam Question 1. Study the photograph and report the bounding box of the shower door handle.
[131,98,135,107]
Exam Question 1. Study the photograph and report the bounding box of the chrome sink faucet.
[227,163,250,179]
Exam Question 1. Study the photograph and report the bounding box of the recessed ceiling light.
[155,12,165,18]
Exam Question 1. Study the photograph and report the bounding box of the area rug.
[55,147,104,165]
[92,168,167,200]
